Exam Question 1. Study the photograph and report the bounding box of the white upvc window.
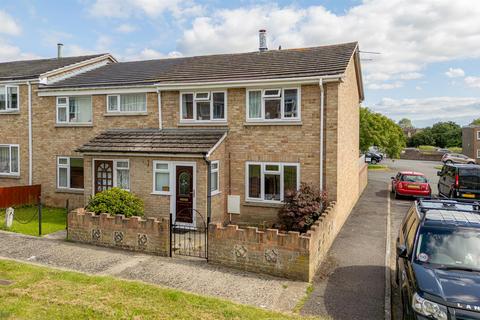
[210,161,220,195]
[246,88,301,121]
[57,157,84,189]
[106,93,147,113]
[152,161,171,195]
[114,160,130,190]
[0,85,19,112]
[477,131,480,140]
[477,149,480,159]
[245,162,300,203]
[180,91,227,122]
[56,96,92,124]
[0,144,19,175]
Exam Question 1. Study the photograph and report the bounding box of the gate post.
[169,213,173,257]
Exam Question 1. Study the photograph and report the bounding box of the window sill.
[243,201,283,208]
[0,174,20,179]
[211,191,221,196]
[150,192,171,196]
[243,121,302,126]
[0,111,20,115]
[56,188,84,194]
[178,122,228,127]
[55,123,93,128]
[104,112,148,117]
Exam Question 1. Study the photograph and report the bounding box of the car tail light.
[455,174,459,188]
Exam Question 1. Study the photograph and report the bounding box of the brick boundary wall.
[208,202,338,281]
[400,149,443,161]
[68,208,170,256]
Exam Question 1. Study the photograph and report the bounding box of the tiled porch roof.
[76,128,227,155]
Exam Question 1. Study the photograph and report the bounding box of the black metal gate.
[170,208,208,259]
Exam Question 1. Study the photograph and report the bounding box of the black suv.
[365,152,383,164]
[397,199,480,319]
[438,164,480,200]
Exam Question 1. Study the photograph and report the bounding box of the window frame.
[210,160,220,195]
[245,161,300,203]
[0,144,20,176]
[106,93,147,114]
[477,131,480,140]
[0,85,20,112]
[246,87,301,122]
[56,96,93,125]
[477,149,480,159]
[179,90,227,123]
[56,156,84,190]
[114,159,130,191]
[152,160,172,195]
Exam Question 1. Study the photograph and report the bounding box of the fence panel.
[0,185,41,208]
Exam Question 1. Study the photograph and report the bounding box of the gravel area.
[0,230,308,311]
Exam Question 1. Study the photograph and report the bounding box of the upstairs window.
[0,144,19,175]
[56,96,92,124]
[247,88,300,121]
[181,91,226,122]
[0,85,19,112]
[107,93,147,113]
[246,162,299,202]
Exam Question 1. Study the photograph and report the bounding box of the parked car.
[365,152,382,164]
[396,199,480,320]
[438,164,480,199]
[391,171,431,199]
[441,153,476,164]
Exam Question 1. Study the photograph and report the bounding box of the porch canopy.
[76,128,227,156]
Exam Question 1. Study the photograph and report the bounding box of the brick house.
[1,40,365,229]
[462,125,480,163]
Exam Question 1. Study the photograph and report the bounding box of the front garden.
[0,206,66,236]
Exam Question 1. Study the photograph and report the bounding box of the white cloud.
[176,0,480,88]
[116,23,137,33]
[120,47,183,61]
[0,11,21,35]
[368,81,403,90]
[372,96,480,126]
[445,67,465,78]
[0,39,39,61]
[465,76,480,88]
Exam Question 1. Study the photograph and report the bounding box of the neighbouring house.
[1,35,366,231]
[462,125,480,162]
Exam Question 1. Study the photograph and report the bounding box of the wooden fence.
[0,185,41,208]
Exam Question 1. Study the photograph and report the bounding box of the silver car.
[441,153,476,164]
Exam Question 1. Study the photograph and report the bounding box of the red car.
[391,171,431,198]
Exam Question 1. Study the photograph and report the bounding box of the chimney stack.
[57,43,63,59]
[259,29,267,52]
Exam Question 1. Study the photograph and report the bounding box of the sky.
[1,0,480,128]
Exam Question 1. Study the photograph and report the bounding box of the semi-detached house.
[0,41,366,228]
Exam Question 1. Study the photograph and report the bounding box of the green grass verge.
[293,284,314,313]
[368,164,389,170]
[448,147,462,153]
[0,259,320,320]
[0,206,66,236]
[434,165,443,170]
[418,145,436,151]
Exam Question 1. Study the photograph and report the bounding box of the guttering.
[27,81,33,185]
[154,74,344,90]
[0,78,38,85]
[319,77,325,192]
[37,85,157,96]
[203,155,212,224]
[157,89,163,129]
[78,151,205,158]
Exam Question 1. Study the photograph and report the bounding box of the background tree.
[398,118,413,129]
[408,121,461,148]
[470,118,480,125]
[360,107,406,158]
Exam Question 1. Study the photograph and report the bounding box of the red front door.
[95,160,113,194]
[175,166,194,223]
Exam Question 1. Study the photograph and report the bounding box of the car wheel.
[468,161,475,164]
[395,191,400,199]
[446,160,453,164]
[371,159,378,164]
[401,292,411,320]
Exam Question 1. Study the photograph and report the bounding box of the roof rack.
[416,198,480,221]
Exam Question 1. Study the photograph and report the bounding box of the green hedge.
[86,188,144,217]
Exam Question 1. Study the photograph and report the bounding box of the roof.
[399,171,425,176]
[0,54,107,81]
[76,128,228,155]
[417,199,480,228]
[44,42,359,89]
[444,163,480,168]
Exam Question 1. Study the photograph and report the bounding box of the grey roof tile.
[44,42,358,88]
[76,128,228,155]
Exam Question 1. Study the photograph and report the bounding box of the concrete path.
[0,230,308,312]
[301,172,389,319]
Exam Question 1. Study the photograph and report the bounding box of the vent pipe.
[259,29,268,52]
[57,43,63,59]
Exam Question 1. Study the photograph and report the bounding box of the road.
[301,159,443,319]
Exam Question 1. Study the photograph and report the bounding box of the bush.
[86,188,144,217]
[277,183,327,233]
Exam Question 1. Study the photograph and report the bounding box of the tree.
[408,121,461,148]
[360,107,406,158]
[398,118,413,129]
[471,118,480,125]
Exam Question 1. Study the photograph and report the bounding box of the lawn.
[0,206,66,236]
[368,164,389,170]
[0,259,319,320]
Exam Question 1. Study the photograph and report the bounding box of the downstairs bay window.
[246,162,300,202]
[56,96,92,124]
[0,144,19,175]
[57,157,84,189]
[180,91,226,122]
[247,88,300,121]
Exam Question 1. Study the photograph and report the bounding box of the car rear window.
[401,175,427,183]
[459,168,480,189]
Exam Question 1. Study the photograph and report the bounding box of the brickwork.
[208,202,338,281]
[462,126,480,162]
[68,208,169,255]
[359,163,368,195]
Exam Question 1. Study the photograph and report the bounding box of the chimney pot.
[258,29,268,52]
[57,43,63,59]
